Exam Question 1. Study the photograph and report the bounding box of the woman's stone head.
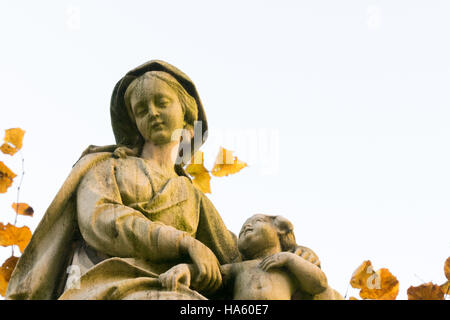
[124,71,198,145]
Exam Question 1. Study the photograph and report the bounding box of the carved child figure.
[159,214,335,299]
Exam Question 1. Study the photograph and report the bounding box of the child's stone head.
[237,214,297,260]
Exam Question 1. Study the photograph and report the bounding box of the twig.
[11,150,24,256]
[344,283,350,299]
[445,282,449,300]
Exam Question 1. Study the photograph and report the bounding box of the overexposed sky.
[1,0,449,299]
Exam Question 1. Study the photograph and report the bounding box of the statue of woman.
[6,60,321,300]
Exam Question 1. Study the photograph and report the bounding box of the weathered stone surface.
[161,214,343,300]
[7,60,342,300]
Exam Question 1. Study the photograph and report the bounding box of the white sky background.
[1,0,449,300]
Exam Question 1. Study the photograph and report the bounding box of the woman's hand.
[112,146,140,159]
[180,236,222,294]
[159,264,191,291]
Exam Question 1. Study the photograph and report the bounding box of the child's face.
[238,214,281,259]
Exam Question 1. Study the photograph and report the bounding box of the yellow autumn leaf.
[4,128,25,151]
[445,257,450,281]
[0,223,32,253]
[11,203,34,217]
[211,147,247,177]
[350,260,374,289]
[186,151,211,194]
[359,268,399,300]
[0,256,19,297]
[0,161,17,193]
[407,282,444,300]
[0,143,18,156]
[191,172,211,194]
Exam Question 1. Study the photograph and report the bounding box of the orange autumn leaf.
[407,282,444,300]
[0,143,18,156]
[441,281,449,295]
[359,268,399,300]
[349,296,359,300]
[186,151,211,194]
[0,274,7,297]
[211,147,247,177]
[0,256,18,282]
[11,203,34,217]
[0,256,19,297]
[350,260,374,289]
[0,223,32,253]
[3,128,25,151]
[445,257,450,281]
[0,161,17,193]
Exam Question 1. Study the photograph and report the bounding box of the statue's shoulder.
[74,152,114,168]
[78,153,146,171]
[188,181,210,200]
[72,152,115,182]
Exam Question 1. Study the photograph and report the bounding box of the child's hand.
[158,264,191,291]
[258,252,294,271]
[112,146,139,159]
[294,246,321,267]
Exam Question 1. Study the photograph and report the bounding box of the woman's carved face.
[129,76,185,145]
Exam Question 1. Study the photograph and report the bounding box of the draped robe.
[6,153,241,299]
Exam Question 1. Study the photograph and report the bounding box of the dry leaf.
[0,161,17,193]
[0,256,19,297]
[211,147,247,177]
[359,268,399,300]
[350,260,374,289]
[407,282,444,300]
[11,203,34,217]
[0,143,18,156]
[0,223,32,253]
[0,256,19,282]
[445,257,450,281]
[186,151,211,194]
[349,296,359,300]
[441,281,449,295]
[0,273,7,297]
[4,128,25,150]
[191,173,211,194]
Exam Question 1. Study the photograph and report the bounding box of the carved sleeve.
[76,159,187,262]
[195,193,241,265]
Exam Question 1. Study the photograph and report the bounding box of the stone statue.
[159,214,343,300]
[6,60,326,300]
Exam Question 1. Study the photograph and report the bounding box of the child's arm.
[259,252,328,295]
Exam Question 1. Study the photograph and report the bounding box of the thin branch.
[11,150,24,256]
